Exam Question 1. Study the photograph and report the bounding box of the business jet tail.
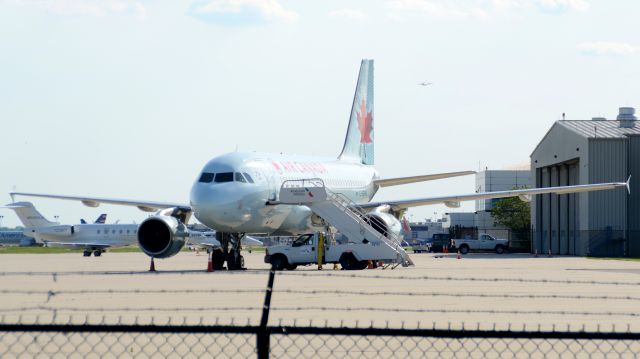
[1,202,57,228]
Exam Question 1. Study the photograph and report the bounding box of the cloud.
[189,0,298,26]
[578,42,639,56]
[533,0,589,13]
[328,8,367,22]
[17,0,147,19]
[386,0,489,20]
[386,0,589,20]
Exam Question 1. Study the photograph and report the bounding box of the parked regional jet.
[1,202,137,256]
[11,59,630,269]
[80,214,107,224]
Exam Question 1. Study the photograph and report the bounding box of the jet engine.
[137,215,188,258]
[363,211,403,243]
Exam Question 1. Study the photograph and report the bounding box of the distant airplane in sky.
[418,81,432,86]
[12,59,629,270]
[1,202,137,257]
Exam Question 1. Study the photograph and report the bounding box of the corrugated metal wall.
[627,136,640,256]
[588,139,627,256]
[588,139,627,230]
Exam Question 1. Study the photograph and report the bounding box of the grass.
[587,256,640,262]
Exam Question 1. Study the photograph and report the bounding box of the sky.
[0,0,639,228]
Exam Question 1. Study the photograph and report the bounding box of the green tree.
[491,195,531,231]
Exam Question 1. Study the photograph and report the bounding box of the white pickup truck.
[264,232,407,270]
[451,234,509,254]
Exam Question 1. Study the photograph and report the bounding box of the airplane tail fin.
[339,59,374,165]
[1,202,57,228]
[94,214,107,224]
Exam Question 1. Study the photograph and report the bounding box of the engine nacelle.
[363,211,403,242]
[35,225,74,237]
[137,215,188,258]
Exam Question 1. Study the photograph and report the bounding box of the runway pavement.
[0,251,639,331]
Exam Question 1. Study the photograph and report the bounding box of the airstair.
[278,179,414,267]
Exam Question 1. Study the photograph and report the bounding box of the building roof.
[559,120,640,139]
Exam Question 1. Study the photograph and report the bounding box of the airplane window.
[235,172,247,183]
[126,230,130,234]
[243,173,254,183]
[112,230,116,234]
[215,172,233,183]
[97,230,100,234]
[199,173,214,183]
[119,230,123,234]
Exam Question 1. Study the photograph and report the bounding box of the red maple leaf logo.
[356,99,373,144]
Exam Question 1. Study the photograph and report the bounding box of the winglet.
[626,175,631,194]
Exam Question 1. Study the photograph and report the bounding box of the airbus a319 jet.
[12,59,629,269]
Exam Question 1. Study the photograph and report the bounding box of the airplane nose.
[190,183,262,231]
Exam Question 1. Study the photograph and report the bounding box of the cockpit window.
[214,172,234,183]
[243,172,254,183]
[235,172,247,183]
[199,172,214,183]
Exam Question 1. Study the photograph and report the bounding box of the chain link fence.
[1,323,639,358]
[1,269,640,357]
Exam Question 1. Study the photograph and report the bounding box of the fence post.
[257,267,276,359]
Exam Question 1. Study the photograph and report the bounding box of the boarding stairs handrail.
[278,179,413,267]
[323,189,413,267]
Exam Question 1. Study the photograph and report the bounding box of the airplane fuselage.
[26,223,138,247]
[189,152,380,235]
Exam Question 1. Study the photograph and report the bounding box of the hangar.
[530,107,640,257]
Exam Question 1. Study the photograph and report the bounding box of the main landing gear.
[214,232,246,270]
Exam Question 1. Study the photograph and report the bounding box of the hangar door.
[536,160,579,255]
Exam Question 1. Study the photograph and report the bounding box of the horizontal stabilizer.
[373,171,475,188]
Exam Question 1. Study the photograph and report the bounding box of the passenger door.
[289,234,316,264]
[479,234,494,250]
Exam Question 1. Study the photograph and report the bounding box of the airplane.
[80,214,107,225]
[418,81,432,86]
[10,59,630,270]
[1,202,138,257]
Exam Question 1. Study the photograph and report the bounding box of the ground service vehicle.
[265,232,405,270]
[451,234,509,254]
[430,233,452,253]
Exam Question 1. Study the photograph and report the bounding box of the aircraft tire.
[93,251,102,257]
[211,249,225,270]
[83,251,91,257]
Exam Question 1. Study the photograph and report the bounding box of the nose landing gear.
[216,232,246,270]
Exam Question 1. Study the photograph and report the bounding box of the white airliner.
[1,202,138,256]
[11,59,629,269]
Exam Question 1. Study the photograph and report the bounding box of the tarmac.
[0,251,639,331]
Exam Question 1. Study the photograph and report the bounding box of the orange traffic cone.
[367,260,373,269]
[456,250,461,260]
[149,257,156,272]
[207,252,213,272]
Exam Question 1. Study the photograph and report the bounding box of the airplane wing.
[361,178,630,211]
[9,192,188,212]
[373,171,475,188]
